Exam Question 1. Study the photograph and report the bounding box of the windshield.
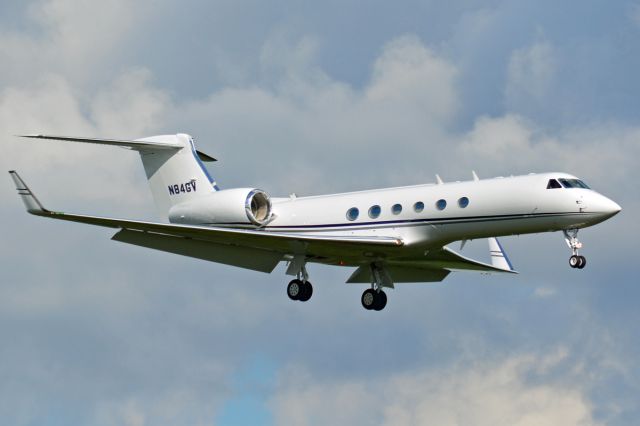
[558,178,590,189]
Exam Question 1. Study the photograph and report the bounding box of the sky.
[0,0,639,424]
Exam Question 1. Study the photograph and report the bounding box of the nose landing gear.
[564,229,586,269]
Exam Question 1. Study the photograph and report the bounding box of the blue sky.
[1,1,639,424]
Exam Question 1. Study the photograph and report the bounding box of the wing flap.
[396,246,518,274]
[112,229,281,272]
[346,265,449,283]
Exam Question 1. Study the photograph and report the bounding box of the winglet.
[488,237,516,272]
[8,171,50,215]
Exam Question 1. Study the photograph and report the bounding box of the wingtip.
[9,170,49,215]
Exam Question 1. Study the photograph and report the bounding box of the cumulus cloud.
[506,41,557,108]
[271,349,598,426]
[0,1,638,425]
[366,36,458,124]
[0,0,151,87]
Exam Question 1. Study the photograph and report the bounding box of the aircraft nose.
[594,194,622,220]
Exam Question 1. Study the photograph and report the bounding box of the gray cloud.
[271,349,599,426]
[1,1,638,425]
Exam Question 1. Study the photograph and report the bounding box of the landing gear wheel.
[361,289,387,311]
[577,255,586,269]
[361,289,376,310]
[287,279,303,301]
[569,255,581,268]
[564,229,586,270]
[298,281,313,302]
[373,290,387,311]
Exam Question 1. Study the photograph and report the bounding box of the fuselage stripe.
[201,211,589,231]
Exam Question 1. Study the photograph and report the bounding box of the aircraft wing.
[346,240,517,285]
[9,171,403,273]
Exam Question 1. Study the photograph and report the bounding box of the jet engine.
[168,188,273,227]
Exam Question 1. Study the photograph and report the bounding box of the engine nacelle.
[168,188,273,227]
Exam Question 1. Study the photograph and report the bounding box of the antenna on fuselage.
[472,170,480,181]
[435,174,444,185]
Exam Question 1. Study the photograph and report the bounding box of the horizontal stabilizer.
[20,134,182,150]
[20,134,217,162]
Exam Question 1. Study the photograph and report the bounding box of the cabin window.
[414,201,425,213]
[559,178,590,189]
[458,197,469,208]
[346,207,359,221]
[436,199,447,210]
[547,179,562,189]
[368,205,381,219]
[391,204,402,215]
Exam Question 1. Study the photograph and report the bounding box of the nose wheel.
[569,255,586,269]
[564,229,586,269]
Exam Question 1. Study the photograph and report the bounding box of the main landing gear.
[287,278,313,302]
[564,229,586,269]
[286,260,313,302]
[284,258,391,310]
[361,262,391,311]
[361,288,387,311]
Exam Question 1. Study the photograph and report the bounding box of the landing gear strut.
[286,262,313,302]
[361,262,391,311]
[564,229,586,269]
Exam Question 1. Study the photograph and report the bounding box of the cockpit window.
[558,178,590,189]
[547,179,562,189]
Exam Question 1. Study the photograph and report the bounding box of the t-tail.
[19,133,218,218]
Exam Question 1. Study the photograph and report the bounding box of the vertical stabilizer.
[136,133,218,218]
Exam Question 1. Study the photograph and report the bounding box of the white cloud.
[0,0,153,87]
[366,35,459,124]
[0,5,637,424]
[271,350,599,426]
[506,41,557,107]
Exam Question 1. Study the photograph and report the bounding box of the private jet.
[10,134,621,311]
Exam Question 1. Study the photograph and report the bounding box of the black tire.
[373,290,387,311]
[298,281,313,302]
[577,255,587,269]
[569,255,580,268]
[361,289,376,310]
[287,279,302,301]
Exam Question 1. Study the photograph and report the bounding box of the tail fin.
[19,133,219,218]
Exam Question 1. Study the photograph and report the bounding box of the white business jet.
[10,134,621,311]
